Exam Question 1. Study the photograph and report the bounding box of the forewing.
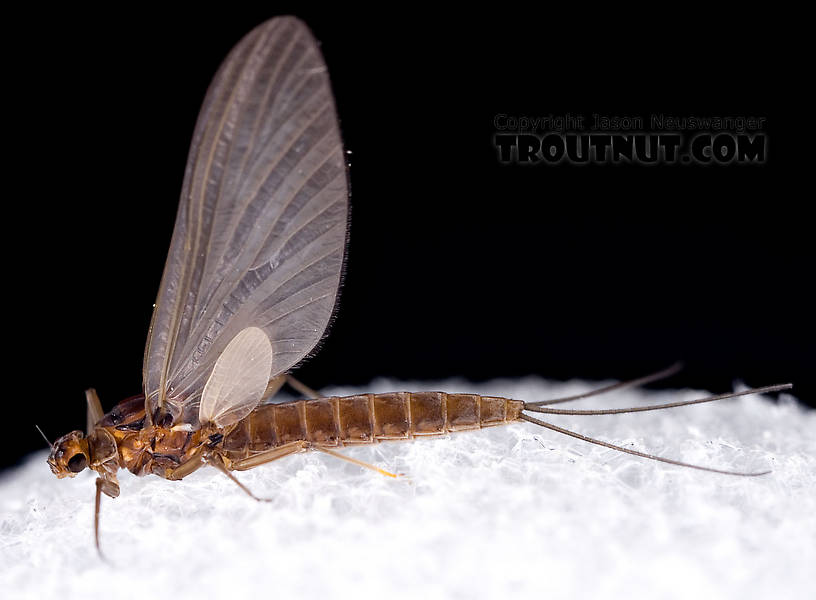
[143,17,348,427]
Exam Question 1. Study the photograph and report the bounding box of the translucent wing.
[143,17,348,428]
[200,327,274,427]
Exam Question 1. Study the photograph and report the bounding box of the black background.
[7,7,811,471]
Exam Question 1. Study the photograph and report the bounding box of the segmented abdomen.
[222,392,524,459]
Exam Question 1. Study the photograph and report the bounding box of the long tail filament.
[521,371,792,476]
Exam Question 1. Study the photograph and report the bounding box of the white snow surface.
[1,377,814,599]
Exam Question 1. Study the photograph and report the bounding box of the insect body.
[50,391,524,482]
[46,16,791,553]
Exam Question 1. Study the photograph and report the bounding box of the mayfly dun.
[46,16,792,555]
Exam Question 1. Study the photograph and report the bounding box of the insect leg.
[208,446,313,502]
[229,440,310,470]
[86,388,104,435]
[203,454,277,502]
[94,478,103,556]
[314,446,403,479]
[260,375,319,402]
[165,447,208,480]
[260,375,287,402]
[93,476,119,559]
[285,375,320,399]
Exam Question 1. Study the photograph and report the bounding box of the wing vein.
[143,18,349,429]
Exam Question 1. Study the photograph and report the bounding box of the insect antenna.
[528,361,684,407]
[524,383,793,415]
[34,425,53,448]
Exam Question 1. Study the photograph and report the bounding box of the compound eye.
[67,453,87,473]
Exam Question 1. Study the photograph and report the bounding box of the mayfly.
[46,17,791,554]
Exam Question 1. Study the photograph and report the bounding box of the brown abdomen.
[223,392,523,460]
